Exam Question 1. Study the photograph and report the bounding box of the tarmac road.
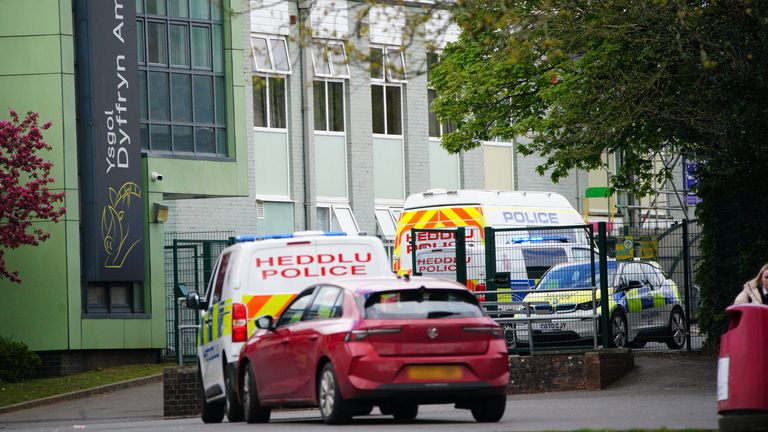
[0,352,719,431]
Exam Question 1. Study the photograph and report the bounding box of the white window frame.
[251,35,292,74]
[371,83,403,137]
[314,79,346,133]
[253,75,288,131]
[312,40,350,79]
[316,202,360,235]
[370,45,407,83]
[374,206,402,242]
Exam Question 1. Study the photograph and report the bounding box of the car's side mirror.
[255,315,274,331]
[186,291,207,310]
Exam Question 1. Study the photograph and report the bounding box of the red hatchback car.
[236,276,510,424]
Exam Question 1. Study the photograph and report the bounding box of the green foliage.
[432,0,768,344]
[0,336,42,383]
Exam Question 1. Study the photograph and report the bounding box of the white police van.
[185,232,392,423]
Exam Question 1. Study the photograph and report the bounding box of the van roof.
[403,189,573,210]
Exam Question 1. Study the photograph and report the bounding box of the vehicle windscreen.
[361,289,484,320]
[537,261,618,289]
[521,247,569,280]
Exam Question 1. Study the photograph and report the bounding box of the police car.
[516,259,686,349]
[185,232,392,423]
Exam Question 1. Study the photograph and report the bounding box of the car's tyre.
[318,363,353,425]
[391,403,418,421]
[665,308,686,350]
[224,364,245,422]
[470,395,506,423]
[607,311,628,348]
[242,365,271,423]
[199,368,225,423]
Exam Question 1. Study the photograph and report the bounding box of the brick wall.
[163,365,201,418]
[507,349,634,394]
[36,349,161,378]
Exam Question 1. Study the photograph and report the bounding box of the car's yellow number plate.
[406,365,463,380]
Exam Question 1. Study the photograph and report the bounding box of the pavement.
[0,351,719,429]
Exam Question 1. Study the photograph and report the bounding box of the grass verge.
[0,363,168,407]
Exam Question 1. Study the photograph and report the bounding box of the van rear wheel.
[225,363,244,422]
[199,368,224,423]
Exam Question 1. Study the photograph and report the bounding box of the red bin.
[718,304,768,431]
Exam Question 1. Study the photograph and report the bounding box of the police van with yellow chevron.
[185,232,391,423]
[393,189,590,279]
[519,258,686,350]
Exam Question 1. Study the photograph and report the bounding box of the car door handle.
[309,335,318,341]
[280,338,289,344]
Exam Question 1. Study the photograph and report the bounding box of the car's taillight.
[463,325,502,338]
[232,303,248,342]
[344,327,402,341]
[475,282,486,302]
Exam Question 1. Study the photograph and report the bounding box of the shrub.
[0,335,42,382]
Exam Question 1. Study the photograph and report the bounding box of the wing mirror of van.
[185,291,208,310]
[255,315,274,331]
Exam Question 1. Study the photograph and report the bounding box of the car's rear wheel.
[391,403,418,421]
[470,395,506,423]
[199,367,225,423]
[665,308,686,350]
[608,311,628,348]
[318,363,352,425]
[242,365,271,423]
[225,364,244,422]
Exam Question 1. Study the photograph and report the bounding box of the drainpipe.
[298,1,316,229]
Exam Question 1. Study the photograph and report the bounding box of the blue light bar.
[233,231,348,243]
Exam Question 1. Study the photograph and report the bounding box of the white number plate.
[537,322,566,331]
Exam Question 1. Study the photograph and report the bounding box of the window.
[305,286,343,320]
[371,46,405,136]
[251,35,291,74]
[276,288,316,327]
[137,0,227,155]
[375,207,401,242]
[251,35,290,129]
[208,252,231,304]
[316,204,360,234]
[314,81,344,132]
[84,282,144,315]
[311,41,349,78]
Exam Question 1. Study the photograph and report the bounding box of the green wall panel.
[373,137,405,200]
[65,220,82,349]
[0,0,61,37]
[0,74,68,187]
[0,223,70,351]
[254,131,290,196]
[123,320,154,348]
[0,36,64,75]
[81,320,126,349]
[315,134,347,198]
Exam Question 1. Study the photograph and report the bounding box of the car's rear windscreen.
[361,289,484,320]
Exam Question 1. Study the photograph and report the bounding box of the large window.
[137,0,227,155]
[85,282,144,315]
[371,46,404,136]
[427,52,455,138]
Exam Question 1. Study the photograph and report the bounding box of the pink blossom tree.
[0,109,66,283]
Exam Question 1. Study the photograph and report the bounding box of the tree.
[0,109,66,283]
[430,0,768,342]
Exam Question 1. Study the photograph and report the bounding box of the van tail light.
[232,303,248,342]
[344,327,402,342]
[463,325,502,338]
[475,282,486,302]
